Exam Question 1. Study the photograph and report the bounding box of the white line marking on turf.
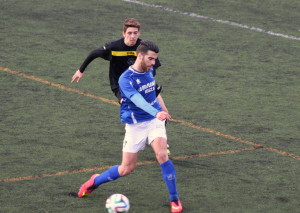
[0,0,21,2]
[123,0,300,41]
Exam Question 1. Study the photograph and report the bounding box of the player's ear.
[122,31,125,37]
[137,52,143,60]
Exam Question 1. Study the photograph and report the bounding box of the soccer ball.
[105,193,130,213]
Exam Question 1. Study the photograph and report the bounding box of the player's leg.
[149,119,182,212]
[151,138,182,213]
[77,164,121,198]
[91,151,137,188]
[151,138,178,199]
[94,151,138,185]
[155,91,171,156]
[118,152,138,176]
[151,137,169,164]
[77,152,137,198]
[77,122,148,197]
[119,121,150,176]
[77,122,144,198]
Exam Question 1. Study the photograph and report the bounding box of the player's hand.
[71,70,83,83]
[156,111,171,121]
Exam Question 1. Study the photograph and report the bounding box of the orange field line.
[171,119,300,160]
[1,67,300,161]
[1,147,258,182]
[0,67,119,106]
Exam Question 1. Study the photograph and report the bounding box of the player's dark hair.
[137,40,159,55]
[123,18,141,32]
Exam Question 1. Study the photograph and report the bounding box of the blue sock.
[94,165,121,187]
[160,160,179,201]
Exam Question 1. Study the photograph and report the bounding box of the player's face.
[140,50,157,72]
[123,27,140,46]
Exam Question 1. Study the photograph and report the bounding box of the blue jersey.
[118,66,162,124]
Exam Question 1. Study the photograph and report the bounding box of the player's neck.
[131,64,145,73]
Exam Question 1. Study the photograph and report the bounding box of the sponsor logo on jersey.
[111,51,137,56]
[138,81,155,94]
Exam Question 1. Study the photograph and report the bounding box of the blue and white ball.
[105,193,130,213]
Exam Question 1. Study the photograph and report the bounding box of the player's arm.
[151,62,168,114]
[151,59,166,111]
[71,45,111,83]
[130,93,159,116]
[130,93,171,121]
[156,94,168,113]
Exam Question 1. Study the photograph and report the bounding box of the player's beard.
[141,57,150,72]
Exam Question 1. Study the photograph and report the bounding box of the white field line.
[0,0,20,2]
[123,0,300,41]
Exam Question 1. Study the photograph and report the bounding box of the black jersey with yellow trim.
[106,38,161,90]
[79,38,161,91]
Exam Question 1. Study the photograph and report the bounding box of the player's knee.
[155,151,168,164]
[119,165,135,176]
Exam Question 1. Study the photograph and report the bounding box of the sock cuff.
[160,159,171,167]
[94,165,121,186]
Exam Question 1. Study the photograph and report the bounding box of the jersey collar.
[129,66,147,74]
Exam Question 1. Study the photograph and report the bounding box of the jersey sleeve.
[79,44,111,73]
[118,74,138,99]
[130,93,160,117]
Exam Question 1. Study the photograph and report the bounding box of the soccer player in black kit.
[71,18,171,153]
[71,18,163,106]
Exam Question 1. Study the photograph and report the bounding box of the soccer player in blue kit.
[71,18,171,154]
[77,40,183,213]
